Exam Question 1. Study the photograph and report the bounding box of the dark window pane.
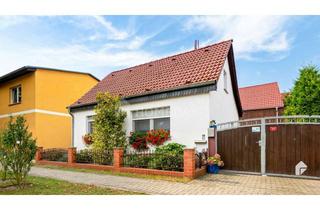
[154,118,170,131]
[134,119,150,132]
[88,121,94,134]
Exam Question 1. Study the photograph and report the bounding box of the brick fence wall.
[35,147,206,179]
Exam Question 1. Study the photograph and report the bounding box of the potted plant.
[82,134,93,145]
[145,129,170,146]
[129,131,148,150]
[207,153,224,174]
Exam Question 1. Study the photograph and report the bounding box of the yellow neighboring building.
[0,66,99,148]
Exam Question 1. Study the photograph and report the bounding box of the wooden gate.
[266,124,320,176]
[217,124,261,173]
[216,116,320,178]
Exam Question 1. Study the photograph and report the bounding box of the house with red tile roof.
[69,40,242,151]
[239,82,284,120]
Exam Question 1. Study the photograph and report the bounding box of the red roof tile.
[71,40,233,107]
[239,82,284,111]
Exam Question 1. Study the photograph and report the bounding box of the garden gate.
[216,116,320,178]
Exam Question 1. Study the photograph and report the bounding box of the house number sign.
[251,127,260,132]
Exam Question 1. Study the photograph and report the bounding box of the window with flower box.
[86,116,95,134]
[132,107,170,132]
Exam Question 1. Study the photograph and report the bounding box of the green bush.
[76,149,113,165]
[0,116,37,187]
[76,149,94,164]
[123,154,152,168]
[154,142,185,155]
[123,143,185,171]
[41,149,68,162]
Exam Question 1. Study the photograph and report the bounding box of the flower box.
[82,134,93,145]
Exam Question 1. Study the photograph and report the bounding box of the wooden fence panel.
[217,127,261,173]
[266,124,320,177]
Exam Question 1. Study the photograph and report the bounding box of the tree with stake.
[92,92,127,163]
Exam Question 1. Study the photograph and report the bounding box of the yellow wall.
[35,69,98,113]
[0,113,36,138]
[0,73,35,115]
[34,112,71,148]
[0,68,98,149]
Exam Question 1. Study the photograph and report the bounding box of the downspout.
[68,107,74,147]
[276,107,279,124]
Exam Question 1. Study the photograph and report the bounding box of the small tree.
[284,65,320,115]
[0,116,36,187]
[92,92,127,163]
[0,132,9,181]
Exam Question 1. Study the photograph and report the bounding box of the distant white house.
[69,40,242,151]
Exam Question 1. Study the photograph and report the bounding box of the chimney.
[194,40,199,50]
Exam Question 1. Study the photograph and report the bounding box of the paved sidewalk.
[30,167,320,195]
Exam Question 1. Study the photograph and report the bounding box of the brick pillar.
[113,147,124,170]
[35,147,43,161]
[184,148,196,179]
[68,147,76,164]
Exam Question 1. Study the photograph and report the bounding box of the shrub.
[153,143,185,171]
[0,116,37,187]
[124,143,186,171]
[0,132,9,181]
[154,142,185,155]
[75,149,113,165]
[41,149,68,162]
[123,153,152,168]
[76,149,94,164]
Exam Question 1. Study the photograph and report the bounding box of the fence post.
[113,147,124,170]
[35,147,43,161]
[184,148,196,179]
[260,118,266,175]
[68,147,76,164]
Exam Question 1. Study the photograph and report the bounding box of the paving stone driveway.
[30,167,320,195]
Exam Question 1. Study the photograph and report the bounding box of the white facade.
[72,59,239,151]
[209,57,239,124]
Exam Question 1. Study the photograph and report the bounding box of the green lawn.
[35,164,190,183]
[0,176,143,195]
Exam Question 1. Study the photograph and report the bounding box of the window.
[134,119,150,132]
[132,107,170,132]
[154,118,170,130]
[223,70,228,93]
[10,85,22,105]
[87,116,95,134]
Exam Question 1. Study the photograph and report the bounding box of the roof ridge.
[0,65,100,81]
[239,82,278,90]
[105,39,233,76]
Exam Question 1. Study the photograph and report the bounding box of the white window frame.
[86,115,95,134]
[10,85,22,105]
[132,107,170,132]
